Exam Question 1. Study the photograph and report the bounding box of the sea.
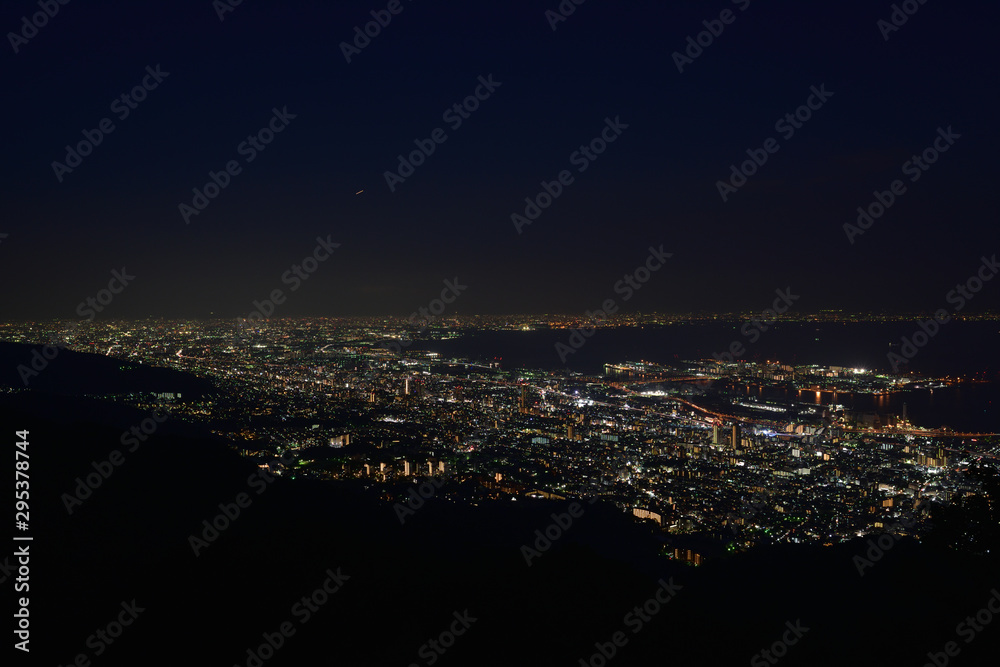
[408,322,1000,433]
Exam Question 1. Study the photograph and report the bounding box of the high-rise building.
[731,423,741,450]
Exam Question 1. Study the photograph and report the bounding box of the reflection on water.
[410,325,1000,432]
[727,383,994,431]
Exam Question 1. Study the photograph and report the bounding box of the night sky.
[3,0,998,319]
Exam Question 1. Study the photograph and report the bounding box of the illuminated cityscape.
[5,316,997,567]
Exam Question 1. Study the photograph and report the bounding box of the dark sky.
[3,0,998,319]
